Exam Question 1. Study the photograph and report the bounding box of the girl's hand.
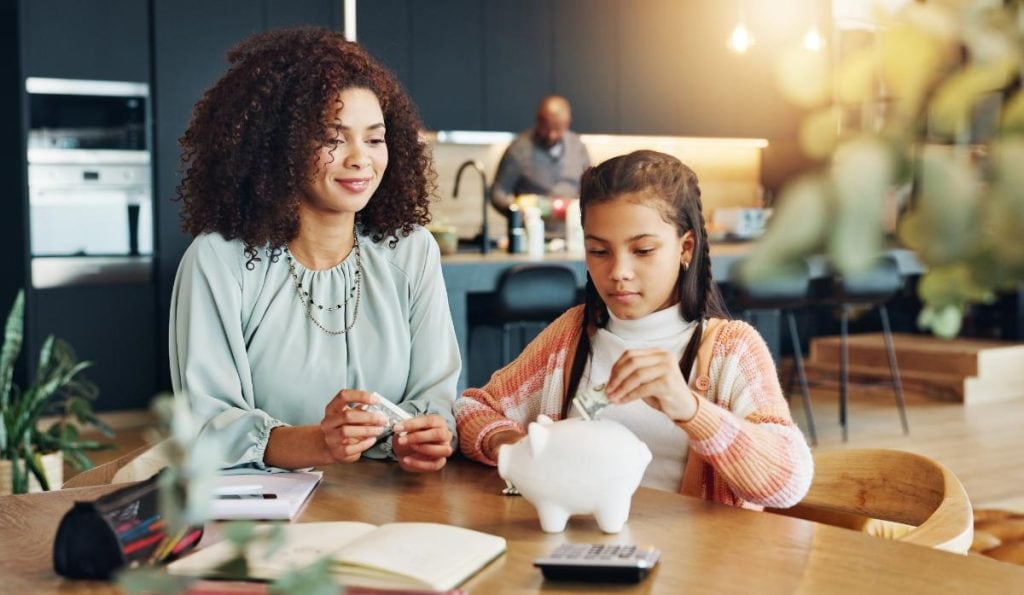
[392,415,454,473]
[320,389,388,463]
[604,348,699,422]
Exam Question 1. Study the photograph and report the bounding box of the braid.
[563,275,602,418]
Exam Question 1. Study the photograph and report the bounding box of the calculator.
[533,543,661,583]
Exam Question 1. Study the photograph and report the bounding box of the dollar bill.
[572,383,611,421]
[349,392,412,429]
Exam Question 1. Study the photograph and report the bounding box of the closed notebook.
[167,521,506,591]
[209,471,323,521]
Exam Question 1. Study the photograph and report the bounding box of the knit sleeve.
[677,321,814,508]
[455,306,583,465]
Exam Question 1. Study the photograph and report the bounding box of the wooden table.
[3,457,1021,594]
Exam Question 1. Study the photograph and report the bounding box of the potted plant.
[0,290,113,495]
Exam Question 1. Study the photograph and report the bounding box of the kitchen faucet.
[453,159,490,255]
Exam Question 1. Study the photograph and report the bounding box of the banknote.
[572,383,611,420]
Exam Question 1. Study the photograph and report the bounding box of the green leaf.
[26,450,50,491]
[1,290,25,413]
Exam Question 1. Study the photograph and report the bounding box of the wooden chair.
[769,448,974,554]
[61,442,160,489]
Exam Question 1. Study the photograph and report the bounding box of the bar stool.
[817,255,910,441]
[494,264,579,365]
[732,264,818,446]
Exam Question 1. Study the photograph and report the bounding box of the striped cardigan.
[454,305,813,509]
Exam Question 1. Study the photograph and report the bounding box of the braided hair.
[562,150,730,416]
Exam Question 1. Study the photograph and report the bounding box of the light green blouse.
[169,226,461,470]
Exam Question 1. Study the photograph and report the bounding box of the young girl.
[455,150,813,509]
[170,28,458,473]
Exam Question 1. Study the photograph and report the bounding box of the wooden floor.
[785,379,1024,511]
[73,385,1024,511]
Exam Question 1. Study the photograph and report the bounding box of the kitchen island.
[441,245,925,393]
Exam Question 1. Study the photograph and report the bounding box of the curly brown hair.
[177,26,435,252]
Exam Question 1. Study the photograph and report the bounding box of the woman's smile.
[336,177,373,193]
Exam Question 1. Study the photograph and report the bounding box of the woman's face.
[304,87,388,217]
[583,193,694,320]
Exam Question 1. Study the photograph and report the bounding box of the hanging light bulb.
[802,0,825,52]
[727,9,755,54]
[802,25,825,51]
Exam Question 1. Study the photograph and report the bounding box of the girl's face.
[303,87,389,218]
[583,193,694,320]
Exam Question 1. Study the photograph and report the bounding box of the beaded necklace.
[285,232,362,336]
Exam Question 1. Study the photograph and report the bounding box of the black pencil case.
[52,470,204,579]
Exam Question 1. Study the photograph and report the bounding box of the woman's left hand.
[604,348,698,422]
[391,415,454,473]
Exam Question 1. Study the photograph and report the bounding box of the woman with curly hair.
[169,27,460,473]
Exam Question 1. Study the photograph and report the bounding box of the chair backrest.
[772,448,974,554]
[832,255,903,304]
[731,262,811,310]
[494,264,578,323]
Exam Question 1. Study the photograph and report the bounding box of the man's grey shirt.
[490,130,591,214]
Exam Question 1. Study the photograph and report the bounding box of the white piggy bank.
[497,414,652,534]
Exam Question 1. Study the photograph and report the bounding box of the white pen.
[214,484,263,496]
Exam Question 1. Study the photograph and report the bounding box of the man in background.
[490,96,591,236]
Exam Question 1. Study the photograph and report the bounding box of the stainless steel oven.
[25,78,153,288]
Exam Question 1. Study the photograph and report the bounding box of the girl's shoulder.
[705,318,768,353]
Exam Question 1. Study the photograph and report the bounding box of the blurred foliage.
[0,290,113,494]
[746,0,1024,337]
[118,393,338,594]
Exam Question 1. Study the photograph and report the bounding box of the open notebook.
[167,521,507,591]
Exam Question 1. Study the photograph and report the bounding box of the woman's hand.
[604,348,699,422]
[320,389,388,463]
[392,415,454,473]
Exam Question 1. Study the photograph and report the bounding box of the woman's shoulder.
[182,232,251,278]
[363,225,437,270]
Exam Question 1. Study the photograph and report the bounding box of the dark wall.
[1,2,29,386]
[358,0,814,186]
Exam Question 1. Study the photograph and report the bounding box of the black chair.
[816,255,910,441]
[732,264,818,446]
[493,264,579,365]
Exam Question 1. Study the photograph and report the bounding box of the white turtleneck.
[569,305,699,492]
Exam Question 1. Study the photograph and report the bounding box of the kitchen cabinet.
[16,0,156,411]
[551,0,620,133]
[357,0,411,85]
[409,0,484,130]
[481,0,553,132]
[21,0,149,82]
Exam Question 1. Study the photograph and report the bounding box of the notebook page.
[335,522,507,590]
[168,521,377,580]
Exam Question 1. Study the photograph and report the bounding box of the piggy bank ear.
[526,421,550,457]
[536,414,555,426]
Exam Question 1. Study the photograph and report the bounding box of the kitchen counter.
[441,244,925,393]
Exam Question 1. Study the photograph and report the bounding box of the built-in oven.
[25,78,153,288]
